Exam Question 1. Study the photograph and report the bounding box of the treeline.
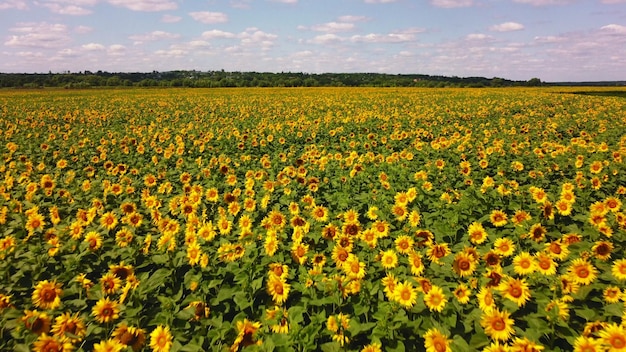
[0,70,543,89]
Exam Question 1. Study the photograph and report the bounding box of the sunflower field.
[1,87,626,352]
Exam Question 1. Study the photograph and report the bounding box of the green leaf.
[320,342,341,352]
[469,331,490,349]
[574,307,597,321]
[452,335,471,351]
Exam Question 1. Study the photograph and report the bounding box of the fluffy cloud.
[107,0,177,12]
[35,0,96,15]
[82,42,106,50]
[308,22,356,33]
[129,30,180,44]
[201,30,237,40]
[0,0,27,10]
[337,15,369,23]
[600,24,626,34]
[512,0,574,5]
[489,22,525,32]
[430,0,474,8]
[189,11,229,24]
[309,34,344,44]
[4,22,72,48]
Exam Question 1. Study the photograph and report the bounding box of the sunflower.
[361,342,383,352]
[424,285,447,312]
[603,286,622,304]
[371,220,390,238]
[468,222,488,244]
[408,251,425,276]
[512,252,536,276]
[25,212,46,233]
[477,287,496,312]
[100,273,122,295]
[535,252,557,276]
[482,341,510,352]
[381,272,398,300]
[555,199,572,216]
[230,319,261,352]
[527,223,547,243]
[22,310,51,335]
[598,323,626,351]
[93,338,125,352]
[150,325,173,352]
[427,243,451,263]
[453,251,477,278]
[32,280,62,310]
[343,257,366,280]
[493,238,515,257]
[546,240,570,260]
[267,275,290,305]
[112,322,147,351]
[92,297,120,324]
[84,231,103,251]
[498,277,531,307]
[605,197,622,212]
[573,335,603,352]
[481,308,515,341]
[489,210,508,227]
[186,241,202,266]
[393,281,418,308]
[511,210,532,226]
[32,333,73,352]
[395,235,414,254]
[51,312,85,343]
[453,283,471,304]
[592,241,613,261]
[100,212,118,231]
[568,258,598,286]
[310,205,329,222]
[612,259,626,281]
[423,327,452,352]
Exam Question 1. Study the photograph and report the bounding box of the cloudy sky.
[1,0,625,82]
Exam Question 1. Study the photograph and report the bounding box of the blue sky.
[1,0,625,82]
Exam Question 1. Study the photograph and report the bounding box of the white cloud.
[465,33,493,40]
[189,11,228,24]
[489,22,525,32]
[4,22,71,48]
[107,0,177,12]
[431,0,474,8]
[512,0,573,5]
[82,42,105,50]
[337,15,369,23]
[202,29,237,40]
[35,0,96,15]
[350,32,417,43]
[269,0,297,3]
[600,24,626,34]
[129,30,180,44]
[0,0,28,10]
[600,0,626,3]
[309,34,344,44]
[309,22,355,33]
[161,14,182,23]
[533,35,566,44]
[107,44,126,56]
[238,28,278,49]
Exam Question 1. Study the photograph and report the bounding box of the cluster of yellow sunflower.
[0,87,625,351]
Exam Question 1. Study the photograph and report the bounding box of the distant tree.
[527,78,542,86]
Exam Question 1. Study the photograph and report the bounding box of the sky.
[0,0,625,82]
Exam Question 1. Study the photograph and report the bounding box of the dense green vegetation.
[0,70,544,89]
